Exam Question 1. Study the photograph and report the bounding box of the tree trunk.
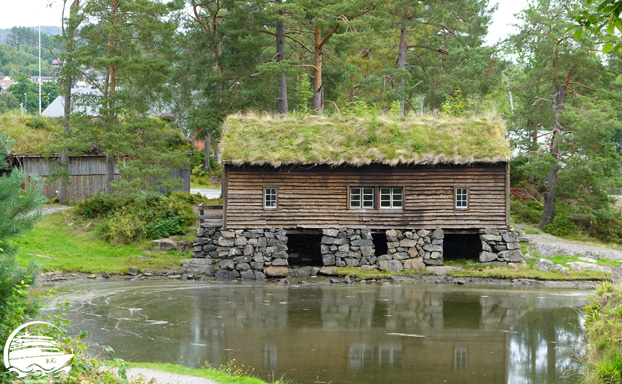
[104,155,115,194]
[203,132,211,170]
[540,83,567,227]
[276,0,288,114]
[58,0,80,204]
[397,6,409,116]
[313,26,323,113]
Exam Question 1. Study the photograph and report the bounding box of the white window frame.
[264,187,278,209]
[455,187,469,209]
[350,187,374,209]
[379,187,403,209]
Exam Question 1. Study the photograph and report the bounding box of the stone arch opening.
[443,234,482,261]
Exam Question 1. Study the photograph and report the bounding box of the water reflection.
[45,282,587,384]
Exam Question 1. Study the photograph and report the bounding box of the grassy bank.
[127,362,286,384]
[15,210,189,273]
[583,282,622,383]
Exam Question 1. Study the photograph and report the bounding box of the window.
[264,187,277,209]
[455,188,468,209]
[380,187,403,209]
[350,187,374,208]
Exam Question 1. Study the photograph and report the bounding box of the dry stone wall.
[478,228,522,264]
[193,225,524,279]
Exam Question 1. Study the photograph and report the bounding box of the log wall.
[224,163,509,230]
[14,155,190,203]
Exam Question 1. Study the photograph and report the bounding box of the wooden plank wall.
[15,155,190,203]
[225,163,508,230]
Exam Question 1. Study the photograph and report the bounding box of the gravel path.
[518,224,622,281]
[124,367,218,384]
[41,204,73,215]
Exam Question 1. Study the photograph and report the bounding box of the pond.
[44,280,589,384]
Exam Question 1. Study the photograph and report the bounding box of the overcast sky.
[0,0,527,44]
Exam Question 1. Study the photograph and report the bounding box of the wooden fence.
[13,154,190,203]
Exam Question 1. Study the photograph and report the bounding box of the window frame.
[455,187,469,210]
[379,187,404,209]
[349,186,375,209]
[264,187,278,209]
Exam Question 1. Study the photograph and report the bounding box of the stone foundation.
[320,228,376,267]
[193,225,523,279]
[478,228,522,264]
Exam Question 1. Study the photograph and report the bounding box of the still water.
[45,281,589,384]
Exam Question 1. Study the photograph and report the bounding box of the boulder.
[403,258,425,270]
[378,260,404,272]
[264,266,289,277]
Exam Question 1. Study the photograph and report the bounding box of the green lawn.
[15,211,189,274]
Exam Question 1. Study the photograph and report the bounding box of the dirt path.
[41,204,72,215]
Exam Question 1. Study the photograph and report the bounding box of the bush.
[25,117,47,129]
[542,209,580,238]
[146,216,185,239]
[587,210,622,243]
[104,208,146,244]
[77,193,123,219]
[510,198,542,224]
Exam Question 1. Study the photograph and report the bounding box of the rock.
[319,266,337,275]
[264,266,289,277]
[243,245,254,256]
[431,228,444,240]
[235,262,251,271]
[128,268,139,276]
[218,238,235,247]
[378,260,404,272]
[324,228,339,237]
[499,249,523,263]
[87,274,97,279]
[568,261,611,273]
[417,229,430,237]
[218,259,234,270]
[351,239,373,247]
[215,269,240,279]
[152,239,177,251]
[167,275,181,279]
[240,270,255,279]
[481,234,502,242]
[271,258,289,266]
[361,265,375,271]
[423,259,443,266]
[102,273,110,279]
[220,230,235,238]
[502,231,519,243]
[360,246,374,257]
[578,257,598,264]
[255,271,266,280]
[399,239,418,248]
[479,251,497,262]
[535,258,555,272]
[403,258,425,270]
[423,244,443,252]
[386,229,398,238]
[322,254,336,266]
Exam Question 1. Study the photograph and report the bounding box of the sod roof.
[220,114,510,167]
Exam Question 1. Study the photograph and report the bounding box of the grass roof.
[220,113,510,167]
[0,114,62,154]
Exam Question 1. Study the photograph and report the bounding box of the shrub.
[146,216,185,239]
[587,210,622,243]
[510,198,542,224]
[542,211,580,238]
[77,193,123,219]
[106,209,146,244]
[25,117,47,129]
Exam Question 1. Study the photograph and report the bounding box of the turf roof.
[220,114,510,167]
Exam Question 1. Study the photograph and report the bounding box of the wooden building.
[220,114,510,232]
[193,114,522,277]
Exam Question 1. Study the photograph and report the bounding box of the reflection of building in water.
[184,285,583,384]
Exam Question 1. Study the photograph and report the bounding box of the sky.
[0,0,528,42]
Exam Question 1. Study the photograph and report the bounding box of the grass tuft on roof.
[0,113,62,154]
[220,113,510,167]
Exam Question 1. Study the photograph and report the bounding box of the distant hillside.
[0,26,61,45]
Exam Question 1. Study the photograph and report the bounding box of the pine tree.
[0,134,45,381]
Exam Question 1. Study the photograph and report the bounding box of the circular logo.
[3,321,73,378]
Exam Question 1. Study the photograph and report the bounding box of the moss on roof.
[220,113,511,167]
[0,114,63,154]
